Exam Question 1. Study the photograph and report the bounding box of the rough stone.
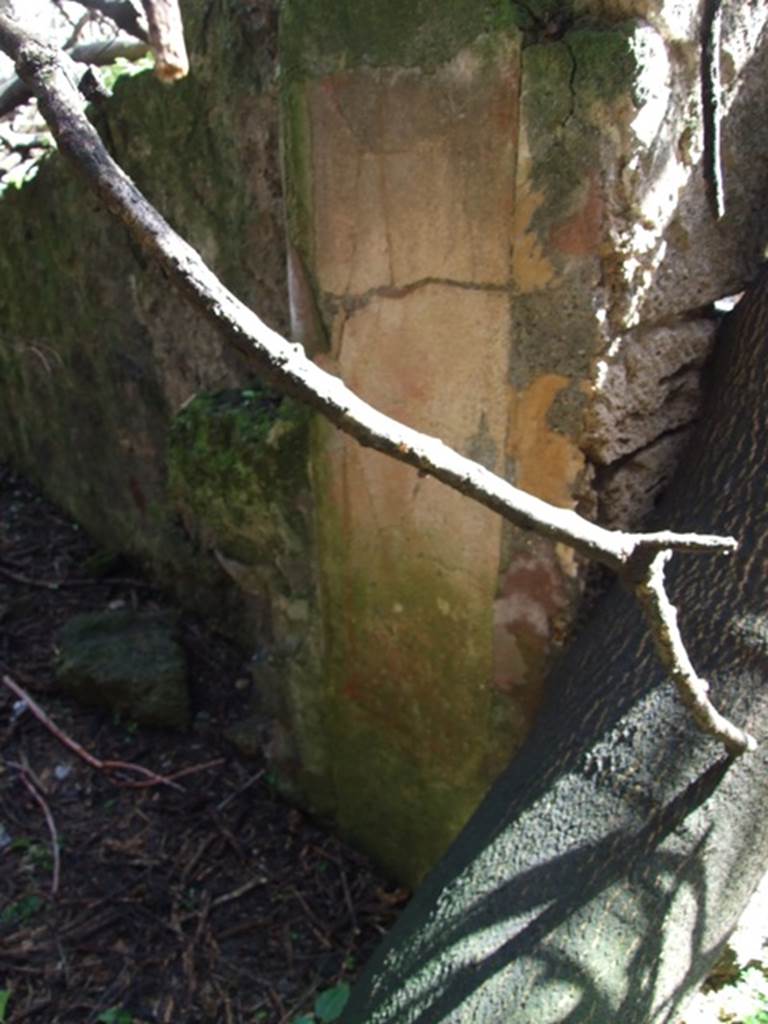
[0,0,287,632]
[224,715,271,760]
[55,609,189,729]
[586,319,716,466]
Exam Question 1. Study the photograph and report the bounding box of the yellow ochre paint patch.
[508,374,585,509]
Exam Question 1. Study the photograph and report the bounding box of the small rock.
[224,714,270,759]
[55,608,190,729]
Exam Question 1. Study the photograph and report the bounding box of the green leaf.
[0,989,10,1023]
[100,56,154,92]
[1,894,43,925]
[314,982,351,1022]
[292,1016,315,1024]
[96,1009,133,1024]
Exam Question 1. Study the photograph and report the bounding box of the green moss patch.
[280,0,524,76]
[566,23,639,108]
[168,387,311,565]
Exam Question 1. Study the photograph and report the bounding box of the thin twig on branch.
[0,15,755,754]
[634,552,753,752]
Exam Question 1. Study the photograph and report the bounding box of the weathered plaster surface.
[308,46,518,295]
[299,38,523,880]
[281,1,768,882]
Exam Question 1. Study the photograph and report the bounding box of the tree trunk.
[343,266,768,1023]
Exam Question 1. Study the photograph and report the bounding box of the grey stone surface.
[55,609,190,729]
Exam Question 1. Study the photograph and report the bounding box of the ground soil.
[0,463,404,1024]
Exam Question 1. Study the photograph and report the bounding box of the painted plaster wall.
[0,1,287,630]
[281,0,768,882]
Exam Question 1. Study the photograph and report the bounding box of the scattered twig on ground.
[0,559,157,591]
[1,673,184,789]
[0,562,62,589]
[338,862,359,935]
[216,768,265,811]
[7,758,61,895]
[128,757,226,789]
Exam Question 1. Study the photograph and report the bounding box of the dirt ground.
[0,462,405,1024]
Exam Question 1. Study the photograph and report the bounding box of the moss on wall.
[280,0,531,77]
[567,23,639,108]
[167,388,334,811]
[168,387,310,570]
[0,0,287,629]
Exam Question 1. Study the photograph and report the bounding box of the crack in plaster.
[326,275,510,318]
[563,41,577,126]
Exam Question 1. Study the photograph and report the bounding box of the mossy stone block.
[55,609,190,729]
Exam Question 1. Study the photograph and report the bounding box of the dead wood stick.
[67,0,148,43]
[8,760,61,895]
[1,674,184,790]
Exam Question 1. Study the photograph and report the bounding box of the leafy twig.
[0,36,149,120]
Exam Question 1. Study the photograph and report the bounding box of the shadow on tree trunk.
[343,268,768,1022]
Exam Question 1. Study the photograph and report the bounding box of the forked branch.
[66,0,149,43]
[0,13,755,754]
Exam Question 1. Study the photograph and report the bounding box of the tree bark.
[342,267,768,1022]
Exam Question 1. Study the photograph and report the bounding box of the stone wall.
[1,0,767,884]
[0,0,286,633]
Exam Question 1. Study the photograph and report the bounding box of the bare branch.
[633,552,756,753]
[0,17,754,754]
[67,0,148,43]
[0,36,149,119]
[140,0,187,81]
